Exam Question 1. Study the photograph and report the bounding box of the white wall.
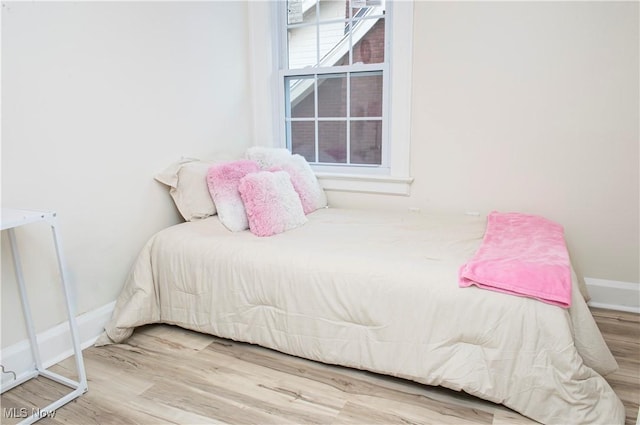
[329,1,639,285]
[1,1,252,347]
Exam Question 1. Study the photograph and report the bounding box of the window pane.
[350,120,381,164]
[352,18,385,65]
[319,121,346,163]
[318,74,346,118]
[350,72,382,117]
[288,26,317,69]
[318,1,347,23]
[287,76,315,118]
[318,21,348,67]
[287,0,315,25]
[350,1,386,18]
[287,6,385,69]
[290,121,316,162]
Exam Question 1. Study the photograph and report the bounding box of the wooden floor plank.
[491,409,539,425]
[591,308,640,425]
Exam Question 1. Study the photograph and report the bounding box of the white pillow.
[245,146,293,169]
[238,171,307,237]
[155,159,217,221]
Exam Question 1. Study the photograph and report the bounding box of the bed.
[98,206,625,424]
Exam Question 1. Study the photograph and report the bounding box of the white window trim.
[248,1,414,196]
[316,172,414,195]
[382,0,414,195]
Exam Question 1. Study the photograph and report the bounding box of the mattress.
[98,208,625,424]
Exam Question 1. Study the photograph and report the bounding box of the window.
[280,0,389,174]
[264,0,413,195]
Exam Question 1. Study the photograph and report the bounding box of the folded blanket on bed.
[459,212,572,308]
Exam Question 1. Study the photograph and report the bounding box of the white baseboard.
[585,278,640,314]
[0,301,115,387]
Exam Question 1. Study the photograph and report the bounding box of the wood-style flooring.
[1,308,638,425]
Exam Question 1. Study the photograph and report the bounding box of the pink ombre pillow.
[279,154,327,214]
[238,171,307,237]
[206,160,260,232]
[245,147,327,214]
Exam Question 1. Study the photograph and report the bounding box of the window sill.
[315,173,414,196]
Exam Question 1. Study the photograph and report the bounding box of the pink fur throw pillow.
[279,154,327,214]
[246,147,327,214]
[206,160,260,232]
[238,171,307,237]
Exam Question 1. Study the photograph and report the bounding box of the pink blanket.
[459,212,572,308]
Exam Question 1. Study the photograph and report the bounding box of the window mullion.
[346,72,351,165]
[346,0,353,165]
[315,1,320,67]
[280,2,287,69]
[348,0,353,66]
[381,63,390,167]
[314,0,320,165]
[283,63,384,76]
[314,75,319,163]
[284,76,292,152]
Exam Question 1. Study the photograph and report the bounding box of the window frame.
[278,0,390,172]
[269,0,414,195]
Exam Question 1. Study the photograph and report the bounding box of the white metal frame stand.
[1,208,88,424]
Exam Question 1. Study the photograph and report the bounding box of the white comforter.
[99,208,625,424]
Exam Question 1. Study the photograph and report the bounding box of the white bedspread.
[98,208,624,424]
